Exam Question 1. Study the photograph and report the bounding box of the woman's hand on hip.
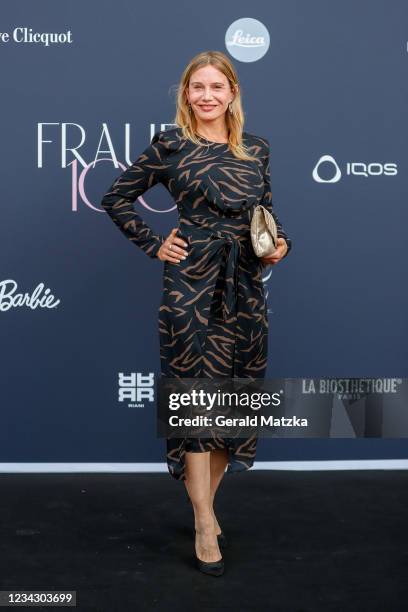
[158,228,189,264]
[260,237,288,266]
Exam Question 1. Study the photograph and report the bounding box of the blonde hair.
[172,50,258,161]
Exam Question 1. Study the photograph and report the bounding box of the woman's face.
[187,65,235,123]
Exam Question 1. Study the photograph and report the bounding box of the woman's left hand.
[260,238,288,266]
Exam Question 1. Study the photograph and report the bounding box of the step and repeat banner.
[1,0,407,467]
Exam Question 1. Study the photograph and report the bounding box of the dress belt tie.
[221,237,240,319]
[177,226,245,320]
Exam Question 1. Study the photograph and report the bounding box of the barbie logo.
[0,280,60,311]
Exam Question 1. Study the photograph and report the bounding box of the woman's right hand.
[157,228,189,263]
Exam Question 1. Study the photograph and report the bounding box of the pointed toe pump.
[193,528,225,576]
[195,554,224,576]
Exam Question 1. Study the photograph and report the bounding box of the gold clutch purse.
[250,204,278,258]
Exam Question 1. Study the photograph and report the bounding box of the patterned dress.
[101,126,292,481]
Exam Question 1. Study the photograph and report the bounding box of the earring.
[188,103,192,113]
[228,102,233,115]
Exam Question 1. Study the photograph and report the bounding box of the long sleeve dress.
[101,126,292,481]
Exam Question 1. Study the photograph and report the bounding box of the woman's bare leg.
[184,450,222,562]
[209,448,229,534]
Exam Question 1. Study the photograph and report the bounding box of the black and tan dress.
[101,126,292,481]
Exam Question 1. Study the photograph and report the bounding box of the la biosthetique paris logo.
[37,122,176,213]
[312,154,398,183]
[0,27,72,46]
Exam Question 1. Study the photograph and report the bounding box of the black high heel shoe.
[194,530,225,576]
[195,553,224,576]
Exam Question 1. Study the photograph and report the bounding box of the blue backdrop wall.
[1,0,407,466]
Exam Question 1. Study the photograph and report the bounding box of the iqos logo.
[313,155,398,183]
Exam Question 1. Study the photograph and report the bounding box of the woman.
[101,50,292,576]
